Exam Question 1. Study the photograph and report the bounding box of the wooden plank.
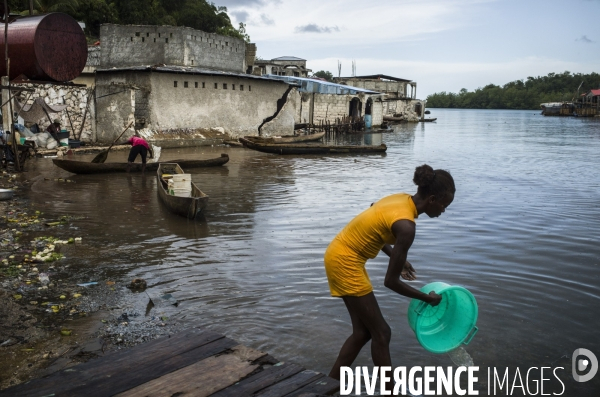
[254,370,323,397]
[0,328,224,397]
[67,337,238,397]
[284,375,340,396]
[210,362,305,397]
[116,345,266,397]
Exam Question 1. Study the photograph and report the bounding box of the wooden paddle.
[91,121,133,163]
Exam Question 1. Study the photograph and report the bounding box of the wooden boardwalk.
[0,328,340,397]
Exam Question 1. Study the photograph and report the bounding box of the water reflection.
[21,112,600,395]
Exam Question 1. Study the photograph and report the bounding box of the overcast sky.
[219,0,599,98]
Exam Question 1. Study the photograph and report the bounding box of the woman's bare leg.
[329,292,391,379]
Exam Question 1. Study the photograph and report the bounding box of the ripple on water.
[24,112,600,392]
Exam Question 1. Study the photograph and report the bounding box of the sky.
[218,0,600,98]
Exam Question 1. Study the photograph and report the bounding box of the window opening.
[202,82,205,88]
[174,81,178,87]
[232,84,235,90]
[214,83,218,89]
[184,82,188,88]
[223,83,227,89]
[240,85,244,91]
[195,82,198,88]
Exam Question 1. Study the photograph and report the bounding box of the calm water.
[24,109,600,395]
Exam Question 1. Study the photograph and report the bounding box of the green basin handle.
[415,301,428,315]
[463,326,478,345]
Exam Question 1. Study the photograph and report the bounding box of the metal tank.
[0,13,88,82]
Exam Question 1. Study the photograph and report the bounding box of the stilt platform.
[0,328,339,397]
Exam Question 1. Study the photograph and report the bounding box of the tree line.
[426,71,600,109]
[6,0,249,42]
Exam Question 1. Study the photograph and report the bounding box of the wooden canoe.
[243,131,325,144]
[239,137,387,155]
[157,163,208,220]
[419,118,437,122]
[52,154,229,174]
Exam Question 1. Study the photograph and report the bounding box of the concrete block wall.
[100,24,245,73]
[383,99,426,121]
[312,94,351,123]
[15,83,94,142]
[148,73,293,138]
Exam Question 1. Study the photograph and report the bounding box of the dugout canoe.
[243,131,325,144]
[239,138,387,155]
[52,154,229,174]
[157,163,208,220]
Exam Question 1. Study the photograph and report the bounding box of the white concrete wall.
[383,99,426,121]
[100,24,246,73]
[149,73,293,138]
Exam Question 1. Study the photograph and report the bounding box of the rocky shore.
[0,163,186,390]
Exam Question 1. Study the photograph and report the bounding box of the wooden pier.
[0,328,340,397]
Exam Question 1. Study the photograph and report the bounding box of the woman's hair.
[413,164,455,199]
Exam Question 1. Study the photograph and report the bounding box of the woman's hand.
[428,291,442,306]
[401,261,416,281]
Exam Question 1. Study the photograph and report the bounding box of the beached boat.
[52,154,229,174]
[157,163,208,219]
[419,118,437,122]
[239,137,387,155]
[243,131,325,144]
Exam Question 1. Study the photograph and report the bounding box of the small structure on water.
[334,74,427,122]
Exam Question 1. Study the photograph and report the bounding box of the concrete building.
[95,66,297,145]
[334,74,426,121]
[99,24,249,73]
[73,45,100,87]
[255,57,311,77]
[266,75,385,128]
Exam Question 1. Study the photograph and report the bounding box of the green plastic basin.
[407,282,478,354]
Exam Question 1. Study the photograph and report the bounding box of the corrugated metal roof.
[590,89,600,96]
[265,75,381,95]
[96,65,297,84]
[337,74,412,83]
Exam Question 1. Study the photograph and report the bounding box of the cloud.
[576,35,594,43]
[294,24,340,34]
[260,14,275,26]
[230,11,249,22]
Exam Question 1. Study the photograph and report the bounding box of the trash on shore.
[77,282,98,287]
[128,278,147,290]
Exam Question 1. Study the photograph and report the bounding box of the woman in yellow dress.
[325,164,456,379]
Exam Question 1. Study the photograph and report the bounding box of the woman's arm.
[383,220,441,305]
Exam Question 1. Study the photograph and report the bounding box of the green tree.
[72,0,117,37]
[313,70,333,82]
[426,72,600,110]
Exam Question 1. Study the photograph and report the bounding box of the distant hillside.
[426,71,600,109]
[7,0,249,42]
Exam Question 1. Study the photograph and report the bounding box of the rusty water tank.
[0,13,87,82]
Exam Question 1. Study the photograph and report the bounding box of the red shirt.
[127,136,150,149]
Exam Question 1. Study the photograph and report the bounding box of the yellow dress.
[324,193,418,297]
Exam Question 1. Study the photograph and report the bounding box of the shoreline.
[0,161,187,390]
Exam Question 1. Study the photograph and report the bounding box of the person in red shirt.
[126,136,153,173]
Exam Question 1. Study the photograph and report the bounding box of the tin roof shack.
[255,57,312,77]
[266,75,385,129]
[95,66,297,146]
[334,75,426,122]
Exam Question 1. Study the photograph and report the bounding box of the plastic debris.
[77,282,98,287]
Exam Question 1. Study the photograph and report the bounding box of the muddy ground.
[0,168,185,390]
